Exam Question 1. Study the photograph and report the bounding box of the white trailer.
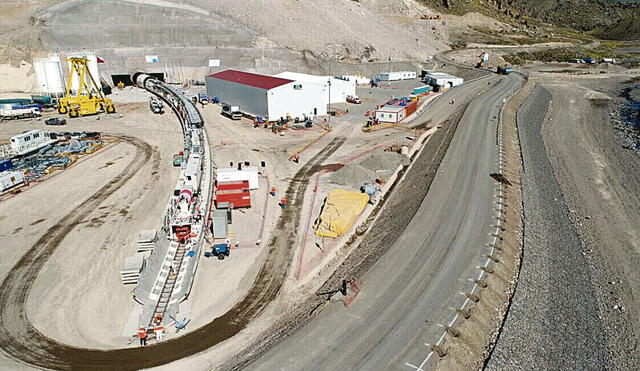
[375,106,406,123]
[378,71,417,81]
[216,167,259,190]
[9,129,56,155]
[0,171,24,192]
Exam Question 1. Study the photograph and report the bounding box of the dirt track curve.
[0,134,344,370]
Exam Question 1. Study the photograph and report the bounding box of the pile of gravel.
[330,164,376,188]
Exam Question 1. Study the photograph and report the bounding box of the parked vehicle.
[81,132,101,139]
[212,243,230,260]
[1,104,42,121]
[221,103,242,120]
[346,95,362,104]
[173,153,183,167]
[44,117,67,126]
[198,91,209,104]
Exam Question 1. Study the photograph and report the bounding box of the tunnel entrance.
[111,74,133,87]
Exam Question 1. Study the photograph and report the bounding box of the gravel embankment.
[486,85,608,369]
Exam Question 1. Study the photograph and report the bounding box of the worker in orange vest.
[280,198,287,209]
[154,322,165,342]
[137,326,148,346]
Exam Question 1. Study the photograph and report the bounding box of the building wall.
[329,78,356,103]
[274,72,355,104]
[268,82,327,120]
[205,76,269,117]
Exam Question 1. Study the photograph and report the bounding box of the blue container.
[0,159,13,172]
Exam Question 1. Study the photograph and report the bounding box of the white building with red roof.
[205,69,327,121]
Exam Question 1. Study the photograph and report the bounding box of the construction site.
[1,0,640,370]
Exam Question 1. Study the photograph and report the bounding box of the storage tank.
[33,54,66,97]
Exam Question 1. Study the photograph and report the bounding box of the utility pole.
[388,57,391,86]
[328,60,331,125]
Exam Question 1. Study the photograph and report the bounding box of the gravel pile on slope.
[486,86,608,369]
[330,164,376,189]
[359,150,409,172]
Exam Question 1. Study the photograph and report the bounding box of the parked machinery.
[57,57,116,117]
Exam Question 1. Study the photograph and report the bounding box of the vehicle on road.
[44,117,67,126]
[222,103,242,120]
[346,95,361,104]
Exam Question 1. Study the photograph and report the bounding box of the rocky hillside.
[419,0,640,40]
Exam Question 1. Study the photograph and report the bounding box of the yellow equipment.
[57,57,116,117]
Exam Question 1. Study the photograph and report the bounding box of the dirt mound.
[330,164,376,189]
[359,150,409,172]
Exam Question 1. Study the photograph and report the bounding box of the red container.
[404,101,418,116]
[217,180,249,191]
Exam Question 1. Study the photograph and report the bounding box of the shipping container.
[0,159,13,172]
[215,188,251,208]
[404,101,418,117]
[412,85,431,95]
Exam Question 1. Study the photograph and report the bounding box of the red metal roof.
[208,70,294,90]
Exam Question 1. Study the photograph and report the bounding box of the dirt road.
[0,132,344,370]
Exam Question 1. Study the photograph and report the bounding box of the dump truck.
[222,103,241,120]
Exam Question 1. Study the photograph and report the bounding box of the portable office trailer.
[0,171,24,192]
[378,71,417,81]
[375,106,406,123]
[10,130,51,153]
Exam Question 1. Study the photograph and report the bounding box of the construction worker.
[137,326,148,346]
[280,198,287,209]
[270,186,276,196]
[154,322,165,342]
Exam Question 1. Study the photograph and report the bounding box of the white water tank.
[33,54,66,96]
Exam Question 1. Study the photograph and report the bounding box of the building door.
[314,108,317,115]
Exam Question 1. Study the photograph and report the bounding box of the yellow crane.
[57,57,116,117]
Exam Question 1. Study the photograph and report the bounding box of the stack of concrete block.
[121,254,145,285]
[137,229,157,252]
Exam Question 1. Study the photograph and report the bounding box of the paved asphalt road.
[250,74,524,371]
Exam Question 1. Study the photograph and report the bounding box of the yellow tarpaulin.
[315,189,370,238]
